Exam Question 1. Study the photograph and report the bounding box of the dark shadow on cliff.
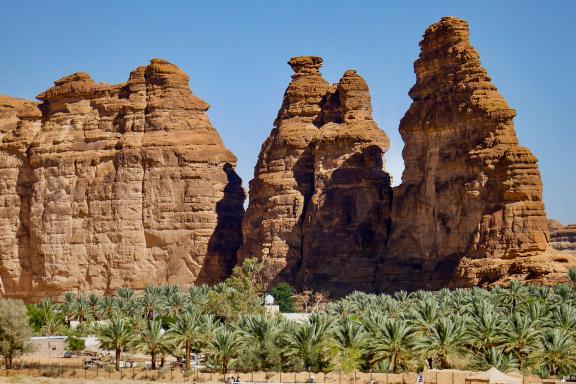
[198,163,246,284]
[265,141,315,288]
[282,144,393,297]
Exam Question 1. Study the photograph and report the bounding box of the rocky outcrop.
[0,59,245,301]
[549,220,576,255]
[379,17,574,290]
[239,57,331,284]
[242,21,574,294]
[297,70,392,294]
[239,57,392,294]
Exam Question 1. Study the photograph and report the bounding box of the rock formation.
[242,20,575,294]
[239,57,392,294]
[1,18,572,301]
[379,17,574,290]
[239,57,331,284]
[297,70,392,294]
[549,220,576,255]
[0,59,245,301]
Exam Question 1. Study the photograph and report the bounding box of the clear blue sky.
[1,0,574,224]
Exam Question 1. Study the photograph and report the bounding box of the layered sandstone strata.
[239,57,392,294]
[380,17,574,290]
[0,60,244,301]
[549,220,576,255]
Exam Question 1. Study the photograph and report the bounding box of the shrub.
[270,282,295,312]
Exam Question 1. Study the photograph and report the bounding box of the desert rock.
[240,58,392,294]
[0,60,245,301]
[549,220,576,256]
[380,17,575,290]
[297,70,392,295]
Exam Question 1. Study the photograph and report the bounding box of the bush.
[270,282,295,312]
[66,336,85,352]
[26,304,46,334]
[0,299,33,367]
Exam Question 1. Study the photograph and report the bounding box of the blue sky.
[1,0,575,224]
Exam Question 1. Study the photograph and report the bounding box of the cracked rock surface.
[0,60,245,301]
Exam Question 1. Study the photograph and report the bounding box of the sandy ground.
[20,356,85,367]
[0,378,162,383]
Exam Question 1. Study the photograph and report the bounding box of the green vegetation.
[66,336,85,352]
[270,282,295,312]
[23,263,576,377]
[0,299,32,368]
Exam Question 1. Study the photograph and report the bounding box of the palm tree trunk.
[185,340,191,371]
[116,347,121,371]
[151,352,157,370]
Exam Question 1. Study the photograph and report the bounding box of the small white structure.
[264,294,275,305]
[465,368,522,384]
[264,294,280,313]
[281,312,311,323]
[29,336,67,357]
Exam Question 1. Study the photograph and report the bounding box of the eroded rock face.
[239,57,331,284]
[0,59,245,301]
[380,17,574,290]
[549,220,576,256]
[297,70,392,294]
[239,58,392,294]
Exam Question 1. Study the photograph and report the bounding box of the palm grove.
[19,261,576,378]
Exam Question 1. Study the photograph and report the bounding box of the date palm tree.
[167,311,203,370]
[140,287,163,320]
[72,296,89,323]
[333,316,366,372]
[59,292,76,325]
[283,313,333,371]
[498,280,527,312]
[135,319,172,370]
[97,296,116,319]
[98,316,135,371]
[568,268,576,286]
[469,347,518,372]
[410,297,440,333]
[207,325,242,377]
[467,304,504,352]
[416,317,466,369]
[369,318,416,373]
[550,304,576,335]
[501,313,540,369]
[238,314,283,370]
[87,293,101,320]
[535,329,576,376]
[165,290,187,319]
[40,315,65,336]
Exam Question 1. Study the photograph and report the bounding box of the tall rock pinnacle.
[240,57,392,294]
[238,56,331,284]
[380,17,574,289]
[297,69,392,294]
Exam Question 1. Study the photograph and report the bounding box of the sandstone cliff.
[379,17,574,290]
[0,60,245,301]
[239,57,331,284]
[239,58,392,294]
[549,220,576,256]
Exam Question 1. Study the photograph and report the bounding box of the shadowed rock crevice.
[200,163,246,284]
